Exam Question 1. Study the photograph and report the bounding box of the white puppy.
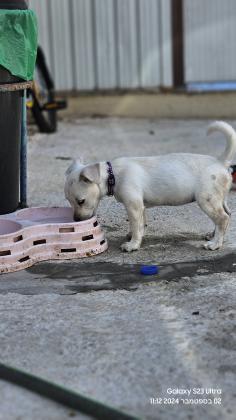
[65,121,236,252]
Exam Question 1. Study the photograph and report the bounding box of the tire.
[30,46,57,133]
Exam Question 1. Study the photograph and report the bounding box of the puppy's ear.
[80,163,100,184]
[65,158,84,176]
[75,156,84,165]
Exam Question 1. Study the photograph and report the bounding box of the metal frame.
[20,92,27,208]
[171,0,184,88]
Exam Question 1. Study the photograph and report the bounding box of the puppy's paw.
[121,241,140,252]
[204,240,221,251]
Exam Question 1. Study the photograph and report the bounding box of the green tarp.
[0,9,37,81]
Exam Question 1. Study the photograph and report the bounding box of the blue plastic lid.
[140,265,159,275]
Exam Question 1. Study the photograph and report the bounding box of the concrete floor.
[0,118,236,420]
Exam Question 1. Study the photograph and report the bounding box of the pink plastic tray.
[0,207,108,273]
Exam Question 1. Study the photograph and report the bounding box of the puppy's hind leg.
[205,229,215,241]
[197,195,230,250]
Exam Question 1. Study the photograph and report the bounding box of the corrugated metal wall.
[30,1,236,90]
[184,0,236,82]
[30,0,172,91]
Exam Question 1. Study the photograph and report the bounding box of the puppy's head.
[64,159,101,221]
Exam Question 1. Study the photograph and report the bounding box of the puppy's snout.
[73,214,81,222]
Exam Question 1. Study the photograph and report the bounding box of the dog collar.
[106,161,115,196]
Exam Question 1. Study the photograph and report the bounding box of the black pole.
[0,0,29,213]
[171,0,184,88]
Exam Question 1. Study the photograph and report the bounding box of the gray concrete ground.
[0,118,236,420]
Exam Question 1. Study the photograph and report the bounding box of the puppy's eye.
[76,199,85,206]
[80,175,91,183]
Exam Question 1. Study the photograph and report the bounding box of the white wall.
[184,0,236,82]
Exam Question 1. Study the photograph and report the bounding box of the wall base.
[59,91,236,119]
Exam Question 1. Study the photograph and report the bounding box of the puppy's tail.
[207,121,236,167]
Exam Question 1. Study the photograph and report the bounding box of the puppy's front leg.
[126,208,147,241]
[121,201,145,252]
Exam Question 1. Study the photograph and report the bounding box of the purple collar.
[106,161,115,196]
